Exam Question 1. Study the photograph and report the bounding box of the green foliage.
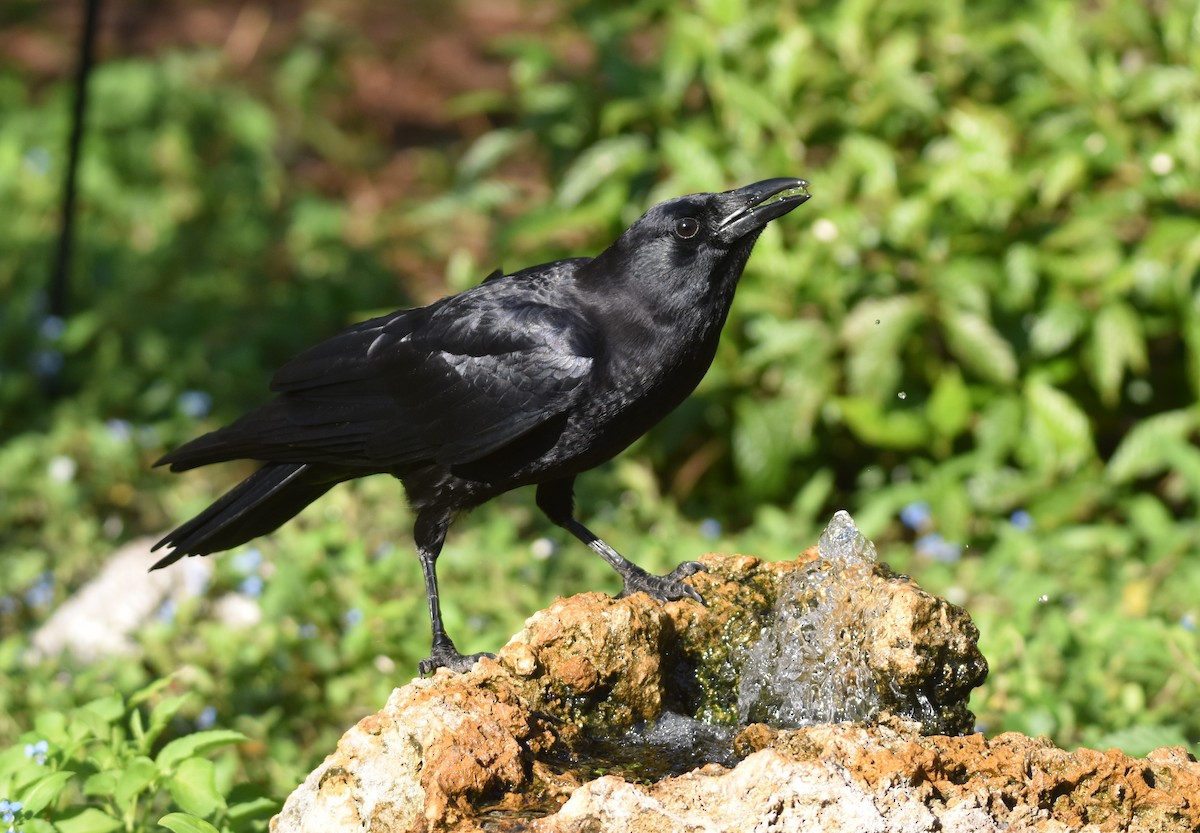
[1,0,1198,819]
[0,680,271,833]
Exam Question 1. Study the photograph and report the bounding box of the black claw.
[666,560,706,580]
[618,561,707,605]
[418,645,494,676]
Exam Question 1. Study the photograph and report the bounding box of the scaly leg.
[413,508,494,675]
[536,479,705,603]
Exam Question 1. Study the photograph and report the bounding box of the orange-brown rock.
[532,721,1200,833]
[270,540,1199,832]
[269,528,998,833]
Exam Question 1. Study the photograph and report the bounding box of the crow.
[152,178,811,674]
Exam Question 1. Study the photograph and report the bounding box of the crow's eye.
[674,217,700,239]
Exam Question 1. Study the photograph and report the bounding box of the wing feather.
[161,274,597,472]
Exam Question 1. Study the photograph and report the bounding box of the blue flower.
[1181,613,1196,632]
[24,146,51,175]
[699,518,722,540]
[1009,509,1033,530]
[31,348,64,379]
[899,501,932,531]
[232,548,263,574]
[196,705,218,730]
[0,798,23,824]
[178,390,213,419]
[24,740,48,765]
[916,533,962,563]
[38,315,65,341]
[24,574,55,608]
[106,419,134,442]
[239,575,264,598]
[343,608,364,628]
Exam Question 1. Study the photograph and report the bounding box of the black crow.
[152,178,811,673]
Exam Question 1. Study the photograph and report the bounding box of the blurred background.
[1,0,1198,826]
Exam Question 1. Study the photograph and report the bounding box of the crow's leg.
[413,508,494,675]
[536,480,705,603]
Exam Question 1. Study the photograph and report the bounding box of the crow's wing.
[159,286,597,471]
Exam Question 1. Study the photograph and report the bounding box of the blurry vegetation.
[1,0,1198,826]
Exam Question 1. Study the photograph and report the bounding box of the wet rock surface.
[270,514,1197,832]
[538,722,1200,833]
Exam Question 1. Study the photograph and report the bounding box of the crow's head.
[584,178,811,301]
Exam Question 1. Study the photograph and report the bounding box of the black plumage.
[153,178,811,673]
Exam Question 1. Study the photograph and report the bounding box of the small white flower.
[47,455,77,483]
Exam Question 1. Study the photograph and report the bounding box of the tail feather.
[151,463,338,569]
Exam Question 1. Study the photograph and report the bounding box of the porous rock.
[270,535,1200,832]
[272,533,993,832]
[538,721,1200,833]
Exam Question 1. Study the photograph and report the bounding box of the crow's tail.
[151,463,338,569]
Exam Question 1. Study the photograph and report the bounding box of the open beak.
[716,178,811,241]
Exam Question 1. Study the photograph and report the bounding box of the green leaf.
[128,677,175,708]
[156,730,246,772]
[456,128,523,180]
[731,398,794,497]
[660,129,726,192]
[1023,378,1096,474]
[32,712,69,746]
[941,307,1018,385]
[158,813,221,833]
[114,756,160,806]
[842,295,924,396]
[82,770,119,797]
[927,367,971,442]
[1038,152,1086,209]
[81,694,126,724]
[54,808,123,833]
[1002,243,1039,309]
[18,770,75,814]
[225,795,280,824]
[837,396,931,450]
[146,694,194,749]
[167,757,225,817]
[555,136,649,209]
[1029,301,1087,357]
[1106,409,1195,483]
[1089,300,1147,406]
[0,746,51,792]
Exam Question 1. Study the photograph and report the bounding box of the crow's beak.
[717,178,811,240]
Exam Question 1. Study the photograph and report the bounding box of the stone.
[272,512,995,832]
[528,723,1200,832]
[30,536,211,661]
[270,513,1200,832]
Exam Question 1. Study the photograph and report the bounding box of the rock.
[537,722,1200,833]
[273,512,996,832]
[270,670,559,831]
[30,536,211,661]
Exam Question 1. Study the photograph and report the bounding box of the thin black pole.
[49,0,102,322]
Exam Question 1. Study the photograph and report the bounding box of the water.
[736,510,885,727]
[538,512,968,785]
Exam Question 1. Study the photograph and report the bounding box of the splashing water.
[737,511,884,727]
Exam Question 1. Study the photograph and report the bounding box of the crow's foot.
[418,643,494,676]
[618,560,706,604]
